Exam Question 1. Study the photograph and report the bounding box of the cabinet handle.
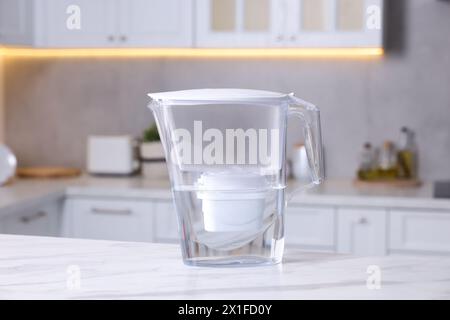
[357,217,368,225]
[120,35,127,42]
[91,208,133,216]
[276,35,284,42]
[290,35,297,41]
[20,211,47,224]
[107,35,115,42]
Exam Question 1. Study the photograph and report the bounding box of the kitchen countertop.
[0,175,173,217]
[1,176,450,217]
[1,234,449,299]
[294,179,450,210]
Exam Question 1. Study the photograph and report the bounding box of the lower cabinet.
[337,208,387,256]
[153,200,179,243]
[63,198,155,242]
[285,205,389,256]
[63,197,179,243]
[285,205,335,251]
[389,209,450,254]
[0,201,62,237]
[7,194,449,257]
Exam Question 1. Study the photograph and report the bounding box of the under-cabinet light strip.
[0,47,384,58]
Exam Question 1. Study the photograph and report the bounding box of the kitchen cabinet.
[285,205,335,251]
[196,0,275,47]
[0,0,34,45]
[3,179,450,257]
[1,0,382,48]
[63,197,338,248]
[61,195,450,257]
[118,0,192,47]
[390,210,450,254]
[337,208,387,256]
[0,201,62,237]
[285,0,383,48]
[63,197,179,243]
[40,0,193,47]
[42,0,116,47]
[64,198,154,242]
[153,200,179,243]
[196,0,383,48]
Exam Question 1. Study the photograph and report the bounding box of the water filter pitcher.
[148,89,323,267]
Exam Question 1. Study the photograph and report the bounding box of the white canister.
[291,143,310,182]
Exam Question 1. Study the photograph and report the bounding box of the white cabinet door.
[0,201,61,237]
[196,0,383,48]
[153,200,179,243]
[42,0,117,47]
[286,0,383,48]
[65,198,153,242]
[337,208,387,256]
[118,0,192,47]
[285,205,335,251]
[196,0,276,47]
[0,0,33,45]
[390,210,450,254]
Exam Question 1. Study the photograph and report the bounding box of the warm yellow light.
[0,47,384,59]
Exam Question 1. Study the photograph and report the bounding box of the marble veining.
[1,234,450,299]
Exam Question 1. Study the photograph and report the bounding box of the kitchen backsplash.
[0,56,4,143]
[3,0,450,180]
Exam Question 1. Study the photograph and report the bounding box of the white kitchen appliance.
[87,135,139,175]
[0,144,17,186]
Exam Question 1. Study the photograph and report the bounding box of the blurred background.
[1,0,449,179]
[0,0,449,257]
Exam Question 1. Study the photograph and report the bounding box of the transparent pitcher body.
[149,89,323,267]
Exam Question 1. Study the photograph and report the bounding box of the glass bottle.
[397,127,417,179]
[357,142,377,180]
[379,141,398,179]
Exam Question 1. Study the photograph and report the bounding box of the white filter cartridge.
[196,172,268,232]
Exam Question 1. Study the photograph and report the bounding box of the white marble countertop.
[1,234,449,300]
[293,179,450,210]
[0,176,173,217]
[1,175,450,218]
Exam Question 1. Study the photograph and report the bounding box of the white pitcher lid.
[148,88,292,105]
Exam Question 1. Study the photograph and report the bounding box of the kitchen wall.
[3,0,450,180]
[0,55,4,143]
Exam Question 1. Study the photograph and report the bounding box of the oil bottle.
[357,142,378,180]
[379,141,398,180]
[397,127,417,179]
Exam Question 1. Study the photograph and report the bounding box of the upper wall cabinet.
[285,0,383,48]
[196,0,383,48]
[39,0,193,47]
[0,0,382,49]
[196,0,275,47]
[41,0,116,47]
[118,0,192,47]
[0,0,34,45]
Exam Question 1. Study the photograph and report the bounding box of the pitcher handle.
[287,94,324,201]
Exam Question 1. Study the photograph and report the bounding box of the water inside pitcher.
[148,89,323,267]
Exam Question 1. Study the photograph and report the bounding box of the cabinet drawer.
[66,198,153,242]
[285,205,335,250]
[337,208,387,256]
[153,201,179,243]
[390,210,450,254]
[0,202,61,237]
